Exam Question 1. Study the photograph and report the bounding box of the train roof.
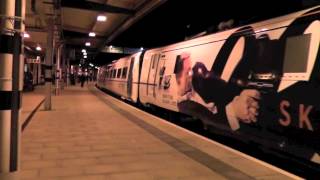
[144,5,320,54]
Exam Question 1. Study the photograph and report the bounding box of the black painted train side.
[97,6,320,168]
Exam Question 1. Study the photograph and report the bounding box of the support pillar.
[66,58,70,86]
[32,63,37,85]
[0,0,25,179]
[37,59,41,85]
[55,43,62,95]
[44,18,54,110]
[61,45,66,89]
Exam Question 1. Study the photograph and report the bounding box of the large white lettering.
[299,104,314,131]
[279,100,291,126]
[278,100,314,131]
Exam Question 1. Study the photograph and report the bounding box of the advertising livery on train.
[97,6,320,168]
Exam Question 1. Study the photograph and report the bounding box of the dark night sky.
[93,0,319,65]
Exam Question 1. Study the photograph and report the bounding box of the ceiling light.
[36,46,41,51]
[81,49,86,53]
[23,32,30,38]
[89,32,96,37]
[97,15,107,22]
[83,52,87,55]
[85,42,91,46]
[84,56,87,58]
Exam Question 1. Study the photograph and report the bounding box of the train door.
[151,54,162,97]
[127,57,135,98]
[156,54,166,90]
[146,54,160,98]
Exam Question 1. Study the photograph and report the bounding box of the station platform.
[21,87,46,131]
[20,84,302,180]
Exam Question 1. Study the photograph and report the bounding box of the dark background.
[93,0,319,65]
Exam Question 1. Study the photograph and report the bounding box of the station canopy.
[24,0,166,64]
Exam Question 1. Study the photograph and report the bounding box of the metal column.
[55,43,61,95]
[32,63,37,85]
[44,18,54,110]
[37,59,41,85]
[61,45,66,89]
[0,0,25,179]
[66,57,70,86]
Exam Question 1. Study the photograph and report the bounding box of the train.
[97,5,320,170]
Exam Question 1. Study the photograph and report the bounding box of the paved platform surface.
[21,87,46,128]
[20,84,301,180]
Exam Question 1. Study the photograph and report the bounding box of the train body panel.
[140,6,320,110]
[98,6,320,167]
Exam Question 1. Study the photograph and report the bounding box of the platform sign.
[26,56,41,64]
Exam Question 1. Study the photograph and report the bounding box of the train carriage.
[98,5,320,169]
[97,52,141,102]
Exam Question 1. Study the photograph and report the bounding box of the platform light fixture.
[140,47,144,51]
[84,56,87,58]
[81,49,86,53]
[97,15,107,22]
[89,32,96,37]
[36,45,41,51]
[83,52,87,55]
[23,32,30,38]
[85,42,91,46]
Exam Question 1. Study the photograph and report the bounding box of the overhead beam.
[64,37,106,41]
[63,30,107,39]
[61,0,135,15]
[101,45,141,54]
[26,26,46,32]
[62,25,89,34]
[65,44,97,50]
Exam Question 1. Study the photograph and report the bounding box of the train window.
[154,54,160,69]
[152,54,159,69]
[159,67,165,76]
[113,69,117,78]
[117,68,122,78]
[251,35,282,75]
[173,55,183,74]
[103,71,106,80]
[283,34,311,73]
[122,67,128,79]
[150,55,155,69]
